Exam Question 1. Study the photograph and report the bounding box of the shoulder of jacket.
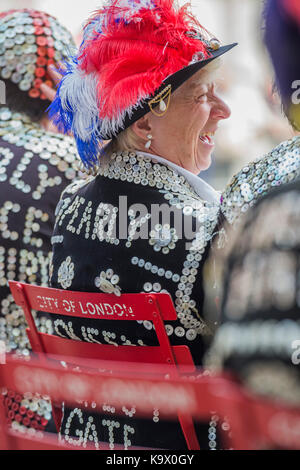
[221,136,300,224]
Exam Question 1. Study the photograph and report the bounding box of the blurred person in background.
[220,0,300,226]
[204,0,300,327]
[0,8,79,434]
[205,0,300,426]
[207,179,300,409]
[48,0,236,450]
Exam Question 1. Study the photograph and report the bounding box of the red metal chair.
[1,354,300,450]
[0,355,158,450]
[8,280,200,450]
[241,396,300,450]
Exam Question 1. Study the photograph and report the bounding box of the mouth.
[199,131,215,147]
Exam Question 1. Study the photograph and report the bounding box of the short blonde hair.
[109,59,221,154]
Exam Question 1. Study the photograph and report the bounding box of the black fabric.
[0,109,80,432]
[208,179,300,409]
[0,112,79,352]
[49,151,223,449]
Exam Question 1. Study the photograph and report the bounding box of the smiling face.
[131,65,231,174]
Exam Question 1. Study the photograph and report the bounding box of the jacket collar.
[139,151,221,205]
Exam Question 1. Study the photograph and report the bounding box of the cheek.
[196,103,211,124]
[187,103,211,134]
[158,102,210,141]
[164,115,187,139]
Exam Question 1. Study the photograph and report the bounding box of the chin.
[197,153,212,173]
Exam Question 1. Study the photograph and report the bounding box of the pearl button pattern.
[0,106,81,430]
[0,9,75,100]
[51,149,222,449]
[207,174,300,408]
[221,136,300,225]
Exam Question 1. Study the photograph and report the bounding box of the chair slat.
[30,330,195,370]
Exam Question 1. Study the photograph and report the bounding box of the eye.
[195,92,208,103]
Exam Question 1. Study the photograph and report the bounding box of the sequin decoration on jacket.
[206,179,300,408]
[50,149,224,450]
[221,136,300,226]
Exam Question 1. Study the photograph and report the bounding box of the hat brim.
[114,43,237,139]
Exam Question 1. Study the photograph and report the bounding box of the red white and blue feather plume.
[49,0,214,168]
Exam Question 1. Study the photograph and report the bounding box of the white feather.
[99,94,149,138]
[59,64,149,141]
[59,66,101,142]
[59,58,151,141]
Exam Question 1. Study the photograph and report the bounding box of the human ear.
[131,115,153,141]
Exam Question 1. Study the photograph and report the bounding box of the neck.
[138,146,200,175]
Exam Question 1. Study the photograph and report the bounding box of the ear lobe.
[132,115,152,141]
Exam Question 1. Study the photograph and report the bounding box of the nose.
[211,94,231,121]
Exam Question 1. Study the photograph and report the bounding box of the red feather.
[79,0,211,119]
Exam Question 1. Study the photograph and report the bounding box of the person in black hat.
[48,0,237,449]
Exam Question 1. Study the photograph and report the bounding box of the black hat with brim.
[111,43,238,139]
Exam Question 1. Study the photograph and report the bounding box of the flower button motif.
[57,256,74,289]
[95,269,121,297]
[149,224,178,254]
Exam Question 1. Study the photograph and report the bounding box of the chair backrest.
[8,281,199,450]
[0,355,156,450]
[1,354,300,450]
[244,397,300,450]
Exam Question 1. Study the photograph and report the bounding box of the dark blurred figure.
[206,0,300,416]
[0,9,79,434]
[207,179,300,406]
[221,0,300,225]
[264,0,300,131]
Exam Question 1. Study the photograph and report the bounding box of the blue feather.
[48,57,104,168]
